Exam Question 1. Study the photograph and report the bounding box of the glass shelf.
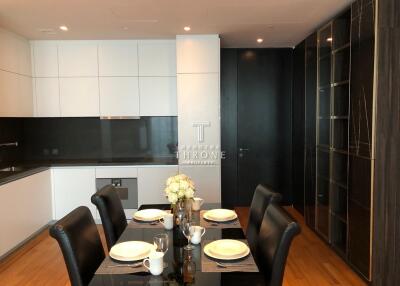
[316,11,350,256]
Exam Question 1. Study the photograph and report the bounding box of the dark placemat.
[128,219,165,229]
[201,240,259,273]
[95,256,148,275]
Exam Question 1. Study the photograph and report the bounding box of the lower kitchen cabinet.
[0,170,52,257]
[137,166,179,205]
[52,167,97,219]
[178,165,221,203]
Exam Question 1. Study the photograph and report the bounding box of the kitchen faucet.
[0,142,18,147]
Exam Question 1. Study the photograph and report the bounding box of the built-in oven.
[96,178,138,210]
[95,167,139,219]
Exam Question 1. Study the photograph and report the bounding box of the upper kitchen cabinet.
[0,29,33,117]
[176,35,220,74]
[139,77,177,116]
[98,40,138,76]
[59,77,99,117]
[58,41,98,77]
[34,77,60,117]
[99,77,139,117]
[138,40,176,76]
[0,72,33,117]
[0,28,32,76]
[31,41,58,77]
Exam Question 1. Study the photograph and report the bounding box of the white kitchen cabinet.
[52,168,96,219]
[178,165,221,203]
[176,35,220,74]
[16,37,32,77]
[31,41,58,77]
[99,77,139,117]
[138,40,176,76]
[0,70,18,117]
[177,73,220,163]
[0,28,31,76]
[139,77,177,116]
[0,29,19,73]
[34,77,60,117]
[138,166,178,205]
[0,170,52,257]
[0,71,33,117]
[95,166,138,178]
[98,40,138,76]
[58,41,98,77]
[17,75,34,117]
[59,77,99,117]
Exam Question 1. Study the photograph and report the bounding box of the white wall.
[0,28,33,117]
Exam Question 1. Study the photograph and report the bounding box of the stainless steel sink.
[0,166,25,172]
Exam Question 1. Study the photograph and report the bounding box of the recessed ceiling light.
[184,26,191,31]
[257,38,264,43]
[326,37,333,42]
[59,25,68,31]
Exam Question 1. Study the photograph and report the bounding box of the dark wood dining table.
[89,204,266,286]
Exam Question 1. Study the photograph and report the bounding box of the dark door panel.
[236,49,293,206]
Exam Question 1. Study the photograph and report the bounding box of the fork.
[107,262,142,268]
[215,262,253,268]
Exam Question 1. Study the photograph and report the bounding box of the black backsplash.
[0,118,25,167]
[0,117,178,166]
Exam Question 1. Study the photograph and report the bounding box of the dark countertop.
[0,166,50,186]
[0,157,178,187]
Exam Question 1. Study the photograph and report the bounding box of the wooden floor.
[0,207,366,286]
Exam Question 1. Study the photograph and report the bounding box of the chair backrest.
[49,206,105,286]
[91,185,127,250]
[256,203,300,286]
[247,184,282,255]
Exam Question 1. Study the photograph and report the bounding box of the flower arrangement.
[164,174,195,204]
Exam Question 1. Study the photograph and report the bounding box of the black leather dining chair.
[91,185,127,250]
[256,203,300,286]
[49,206,105,286]
[247,184,282,255]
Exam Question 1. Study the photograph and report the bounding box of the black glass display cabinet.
[316,9,351,256]
[302,2,374,281]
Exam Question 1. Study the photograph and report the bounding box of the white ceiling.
[0,0,353,47]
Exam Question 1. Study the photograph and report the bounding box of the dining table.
[88,203,266,286]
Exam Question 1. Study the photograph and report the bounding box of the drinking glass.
[154,233,169,254]
[181,220,195,250]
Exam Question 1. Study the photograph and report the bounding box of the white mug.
[191,197,204,211]
[190,226,206,244]
[143,251,164,275]
[159,213,174,230]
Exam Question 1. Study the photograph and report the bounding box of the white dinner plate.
[133,209,168,222]
[109,241,156,262]
[203,209,238,222]
[204,239,250,260]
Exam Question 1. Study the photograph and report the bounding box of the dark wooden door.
[236,49,293,206]
[221,48,293,207]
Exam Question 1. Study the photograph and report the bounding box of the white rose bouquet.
[164,174,195,204]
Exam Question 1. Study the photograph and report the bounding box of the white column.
[176,34,221,203]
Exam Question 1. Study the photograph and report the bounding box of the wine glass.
[154,233,169,254]
[181,220,195,250]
